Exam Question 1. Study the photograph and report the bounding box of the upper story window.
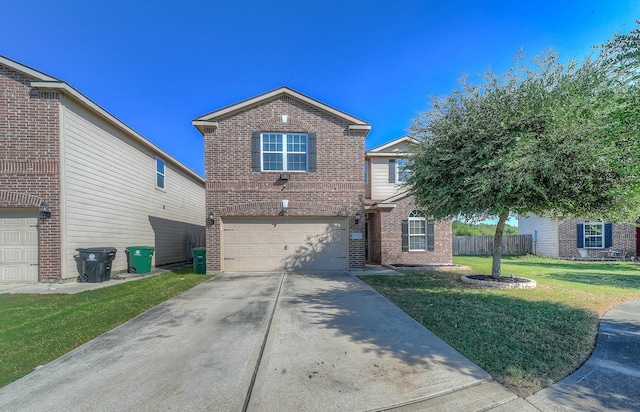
[156,158,166,189]
[261,133,307,171]
[389,158,412,183]
[397,159,412,182]
[583,222,604,248]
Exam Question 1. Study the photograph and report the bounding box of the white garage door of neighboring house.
[222,217,348,272]
[0,212,39,283]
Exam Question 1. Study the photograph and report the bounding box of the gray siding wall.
[60,97,205,279]
[518,214,559,258]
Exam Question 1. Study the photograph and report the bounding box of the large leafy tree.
[407,26,640,278]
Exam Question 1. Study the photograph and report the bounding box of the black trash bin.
[77,247,117,283]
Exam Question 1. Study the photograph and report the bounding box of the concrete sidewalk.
[524,299,640,412]
[0,271,517,411]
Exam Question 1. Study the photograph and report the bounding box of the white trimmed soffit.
[192,86,371,135]
[367,135,418,153]
[30,81,204,184]
[365,152,411,158]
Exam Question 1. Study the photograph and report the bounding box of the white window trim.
[261,133,308,172]
[583,222,604,249]
[409,210,426,251]
[156,157,166,190]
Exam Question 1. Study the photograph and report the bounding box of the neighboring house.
[519,214,637,260]
[365,136,452,266]
[192,87,370,272]
[0,55,205,283]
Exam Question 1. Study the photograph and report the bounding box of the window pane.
[287,134,307,152]
[410,236,425,250]
[156,174,165,189]
[263,134,283,152]
[287,154,307,171]
[263,153,283,170]
[156,158,165,174]
[409,220,425,235]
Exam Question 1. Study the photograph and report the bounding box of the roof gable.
[192,86,371,135]
[366,135,417,157]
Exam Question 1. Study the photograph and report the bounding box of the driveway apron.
[0,272,511,411]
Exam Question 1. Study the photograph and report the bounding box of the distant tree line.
[452,221,518,237]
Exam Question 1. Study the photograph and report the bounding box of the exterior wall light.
[39,202,51,219]
[208,213,215,226]
[281,199,289,216]
[355,212,362,225]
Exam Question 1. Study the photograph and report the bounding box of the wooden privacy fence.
[453,235,533,255]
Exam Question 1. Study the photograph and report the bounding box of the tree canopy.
[407,23,640,277]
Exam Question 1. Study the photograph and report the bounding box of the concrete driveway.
[0,271,516,411]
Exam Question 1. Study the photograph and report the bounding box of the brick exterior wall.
[374,196,452,265]
[558,218,636,260]
[204,94,366,271]
[0,65,62,281]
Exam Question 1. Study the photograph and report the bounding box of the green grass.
[360,255,640,396]
[0,269,212,388]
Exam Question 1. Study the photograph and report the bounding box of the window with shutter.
[252,132,314,172]
[408,210,430,251]
[583,222,605,248]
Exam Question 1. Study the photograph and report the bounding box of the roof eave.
[193,86,370,131]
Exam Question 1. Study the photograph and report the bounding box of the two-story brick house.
[365,136,452,266]
[193,87,369,272]
[193,89,452,272]
[0,55,205,283]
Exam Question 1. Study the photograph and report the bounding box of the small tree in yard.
[407,26,640,278]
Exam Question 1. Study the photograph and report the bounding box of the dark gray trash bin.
[77,247,117,283]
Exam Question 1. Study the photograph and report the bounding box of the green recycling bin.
[126,246,155,274]
[192,247,206,274]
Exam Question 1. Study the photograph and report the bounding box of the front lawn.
[360,255,640,397]
[0,269,212,388]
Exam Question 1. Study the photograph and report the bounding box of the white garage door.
[0,211,39,283]
[222,217,348,272]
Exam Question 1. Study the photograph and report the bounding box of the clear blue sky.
[2,1,639,179]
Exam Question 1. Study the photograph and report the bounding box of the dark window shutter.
[576,223,584,248]
[389,159,396,183]
[605,223,613,248]
[426,220,435,251]
[308,133,317,172]
[401,220,409,252]
[251,132,261,171]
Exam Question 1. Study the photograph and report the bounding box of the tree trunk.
[491,212,509,278]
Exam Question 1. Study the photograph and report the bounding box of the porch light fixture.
[207,213,215,226]
[281,199,289,216]
[355,212,362,225]
[39,202,51,219]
